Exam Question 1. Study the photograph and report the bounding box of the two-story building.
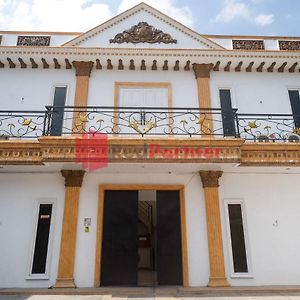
[1,2,300,289]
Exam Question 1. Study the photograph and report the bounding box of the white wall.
[88,69,198,108]
[1,171,300,287]
[210,71,299,114]
[1,65,299,114]
[74,172,209,287]
[0,34,79,46]
[0,173,65,288]
[0,171,209,288]
[0,68,76,110]
[220,172,300,286]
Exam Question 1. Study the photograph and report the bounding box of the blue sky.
[0,0,299,36]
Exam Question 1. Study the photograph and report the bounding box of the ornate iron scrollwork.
[109,22,177,44]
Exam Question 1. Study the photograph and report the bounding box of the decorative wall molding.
[2,138,300,167]
[17,36,51,46]
[0,141,41,165]
[1,46,300,60]
[279,40,300,51]
[233,40,265,50]
[241,144,300,166]
[109,22,177,44]
[61,170,85,187]
[199,171,223,188]
[192,63,214,78]
[72,61,94,76]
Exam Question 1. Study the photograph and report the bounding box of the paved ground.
[2,296,300,300]
[2,288,300,300]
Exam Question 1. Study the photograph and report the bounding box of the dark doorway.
[157,191,183,286]
[101,190,139,286]
[100,189,183,287]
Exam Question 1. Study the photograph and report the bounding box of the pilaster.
[72,61,94,133]
[193,63,214,135]
[54,170,85,288]
[199,170,230,287]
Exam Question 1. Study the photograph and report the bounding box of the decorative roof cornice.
[1,46,300,73]
[1,46,300,58]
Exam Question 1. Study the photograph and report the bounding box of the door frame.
[94,184,188,287]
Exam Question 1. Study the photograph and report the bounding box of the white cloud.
[255,13,274,26]
[0,0,113,31]
[0,0,194,31]
[213,0,275,27]
[117,0,194,28]
[214,0,250,23]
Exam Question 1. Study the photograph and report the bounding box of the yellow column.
[192,63,214,135]
[72,61,94,133]
[199,171,230,287]
[54,170,85,288]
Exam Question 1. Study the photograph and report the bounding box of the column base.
[207,276,230,287]
[54,278,76,288]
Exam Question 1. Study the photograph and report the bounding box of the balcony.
[0,106,300,142]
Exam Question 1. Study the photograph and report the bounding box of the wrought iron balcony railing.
[0,106,300,142]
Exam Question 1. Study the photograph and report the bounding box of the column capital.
[192,63,214,79]
[72,61,94,77]
[199,171,223,188]
[61,170,85,187]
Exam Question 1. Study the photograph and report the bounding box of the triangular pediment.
[63,2,223,50]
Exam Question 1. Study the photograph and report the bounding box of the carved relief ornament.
[61,170,85,187]
[199,171,223,188]
[279,41,300,51]
[72,61,94,77]
[17,36,51,46]
[232,40,264,50]
[109,22,177,44]
[192,63,214,79]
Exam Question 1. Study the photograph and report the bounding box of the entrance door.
[101,190,138,286]
[156,190,183,285]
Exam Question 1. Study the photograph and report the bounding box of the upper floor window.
[288,90,300,129]
[219,89,236,137]
[116,82,171,108]
[50,86,67,136]
[114,82,172,135]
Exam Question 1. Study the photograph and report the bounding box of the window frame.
[27,199,56,280]
[114,82,172,108]
[224,198,253,278]
[113,82,173,134]
[49,85,69,136]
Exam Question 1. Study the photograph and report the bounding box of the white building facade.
[1,2,300,289]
